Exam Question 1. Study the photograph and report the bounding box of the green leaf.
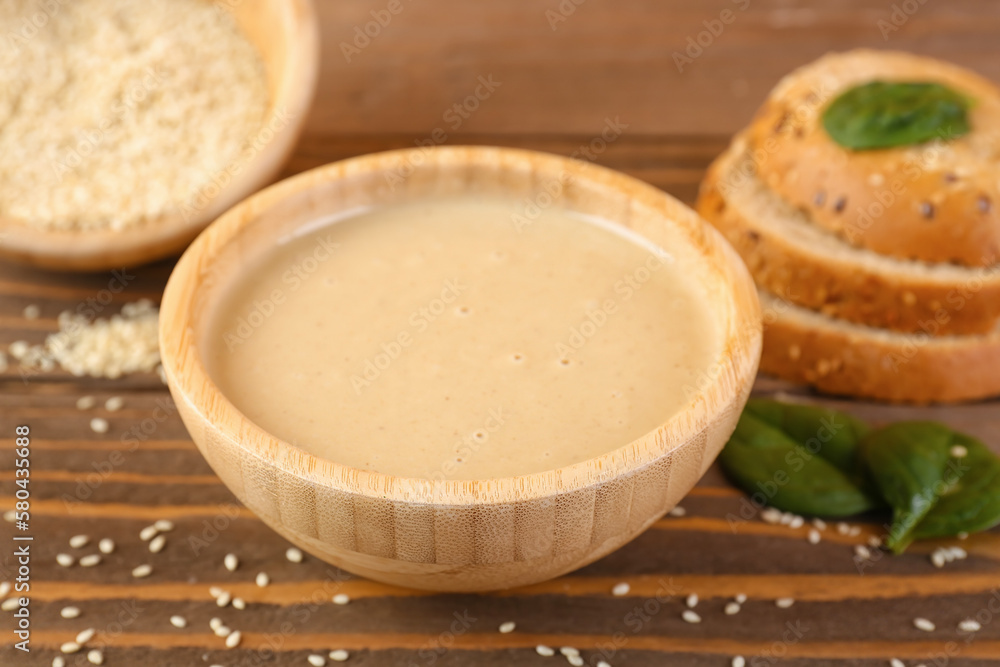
[912,433,1000,540]
[822,81,971,150]
[719,399,880,517]
[861,422,953,553]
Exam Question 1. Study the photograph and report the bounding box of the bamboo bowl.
[0,0,318,272]
[160,146,762,591]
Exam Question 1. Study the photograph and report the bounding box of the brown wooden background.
[3,1,1000,665]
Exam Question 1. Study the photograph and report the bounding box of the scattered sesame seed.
[567,656,584,667]
[499,621,516,634]
[536,645,555,657]
[779,512,793,526]
[686,593,699,608]
[225,630,242,648]
[560,647,580,657]
[949,546,968,560]
[210,618,223,630]
[848,526,861,537]
[69,535,90,549]
[669,506,686,517]
[139,525,159,541]
[807,529,821,544]
[131,564,153,578]
[890,660,905,667]
[332,593,350,605]
[2,598,20,611]
[725,602,741,615]
[60,642,81,654]
[76,396,97,410]
[79,554,101,567]
[87,650,104,665]
[867,535,882,548]
[76,628,95,644]
[854,545,871,560]
[760,508,782,524]
[732,657,746,667]
[958,532,969,540]
[286,547,304,563]
[98,538,115,554]
[0,581,10,597]
[812,518,827,531]
[149,535,166,553]
[329,649,350,662]
[930,549,946,568]
[23,304,41,320]
[611,582,630,596]
[60,606,81,619]
[215,625,232,637]
[154,519,175,532]
[913,617,936,632]
[256,572,270,587]
[837,522,850,535]
[596,662,611,667]
[224,553,239,572]
[776,598,795,608]
[308,655,327,667]
[53,657,66,667]
[2,510,15,522]
[233,597,246,610]
[958,619,982,632]
[950,445,968,459]
[89,417,109,434]
[682,610,702,624]
[104,396,124,412]
[788,516,804,529]
[216,591,232,607]
[209,586,225,598]
[56,553,75,567]
[170,615,187,629]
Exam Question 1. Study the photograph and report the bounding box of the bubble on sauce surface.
[510,353,524,363]
[455,305,471,316]
[472,430,487,442]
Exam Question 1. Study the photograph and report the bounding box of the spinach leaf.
[912,433,1000,540]
[822,81,971,150]
[719,399,880,517]
[861,422,953,553]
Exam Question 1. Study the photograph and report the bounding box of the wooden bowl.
[160,146,762,591]
[0,0,318,272]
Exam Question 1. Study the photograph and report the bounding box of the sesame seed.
[60,606,81,619]
[760,508,782,524]
[154,519,175,532]
[60,642,81,654]
[913,617,936,632]
[567,656,584,667]
[56,554,75,567]
[224,553,239,572]
[950,445,968,459]
[958,619,981,632]
[807,529,821,544]
[779,512,793,526]
[23,304,41,319]
[53,657,66,667]
[209,586,225,598]
[333,593,350,605]
[233,597,246,610]
[225,630,242,648]
[76,396,96,410]
[669,506,686,517]
[682,610,702,624]
[725,602,741,615]
[812,518,827,531]
[286,547,304,563]
[776,598,795,608]
[217,591,232,607]
[686,593,699,608]
[867,535,882,548]
[854,545,871,560]
[170,615,187,628]
[3,510,15,522]
[104,396,124,412]
[256,572,270,587]
[79,554,101,567]
[611,582,631,596]
[498,621,516,634]
[2,598,21,611]
[536,645,555,656]
[949,546,968,560]
[560,647,580,657]
[139,525,159,541]
[149,535,166,553]
[308,655,326,666]
[329,649,350,662]
[930,550,946,568]
[87,650,104,665]
[89,417,109,434]
[958,532,969,540]
[69,535,90,549]
[890,660,905,667]
[210,618,223,630]
[837,522,850,535]
[0,581,10,597]
[76,628,95,644]
[98,538,115,554]
[732,657,746,667]
[132,564,153,578]
[735,593,747,604]
[788,515,805,529]
[215,625,232,637]
[596,662,611,667]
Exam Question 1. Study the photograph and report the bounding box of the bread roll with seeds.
[698,135,1000,335]
[744,49,1000,267]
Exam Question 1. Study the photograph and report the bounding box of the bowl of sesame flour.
[0,0,318,271]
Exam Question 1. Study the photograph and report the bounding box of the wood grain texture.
[3,1,1000,664]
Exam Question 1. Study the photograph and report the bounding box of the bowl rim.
[0,0,319,272]
[160,145,762,507]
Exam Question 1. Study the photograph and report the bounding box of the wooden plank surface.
[3,2,1000,665]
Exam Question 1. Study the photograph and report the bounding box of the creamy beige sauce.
[204,196,721,480]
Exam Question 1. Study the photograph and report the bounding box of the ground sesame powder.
[0,0,269,231]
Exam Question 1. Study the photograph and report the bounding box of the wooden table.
[3,2,999,665]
